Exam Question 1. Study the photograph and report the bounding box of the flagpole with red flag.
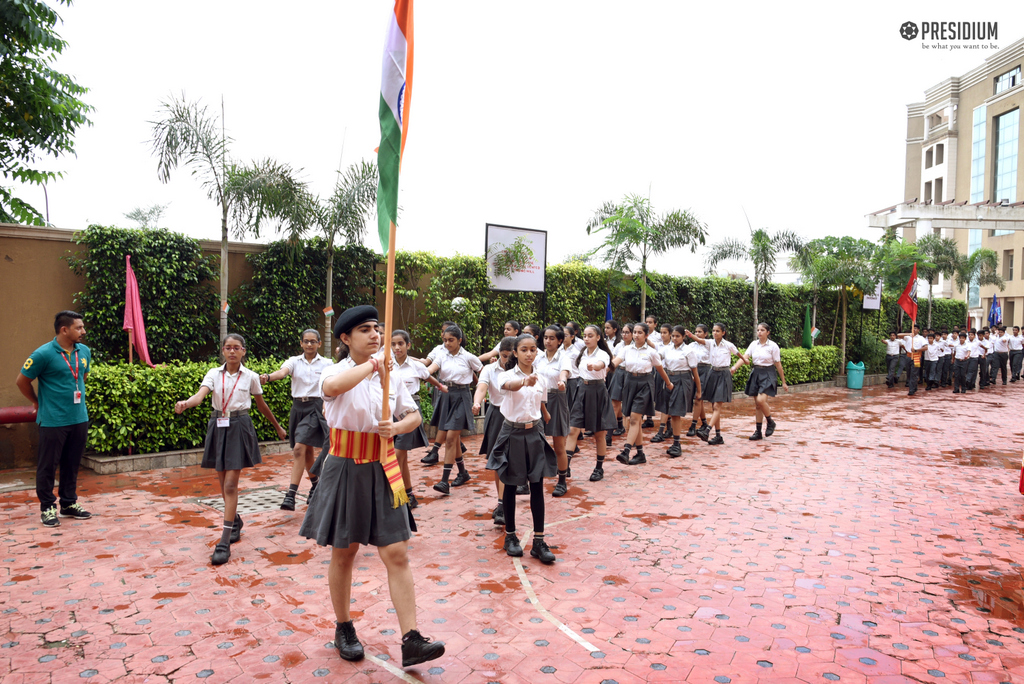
[897,263,919,324]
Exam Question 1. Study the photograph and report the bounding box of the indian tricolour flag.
[376,0,414,254]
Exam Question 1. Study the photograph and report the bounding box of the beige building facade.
[872,36,1024,329]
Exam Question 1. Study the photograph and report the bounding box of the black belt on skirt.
[712,366,730,371]
[628,371,652,377]
[293,396,319,403]
[582,378,604,385]
[697,363,711,368]
[504,419,538,430]
[213,409,249,417]
[443,382,472,389]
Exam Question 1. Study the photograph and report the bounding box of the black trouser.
[886,355,901,385]
[941,355,952,385]
[908,360,920,394]
[502,480,544,534]
[1011,350,1023,380]
[953,358,969,393]
[36,421,89,512]
[902,356,914,386]
[980,356,990,387]
[966,358,979,390]
[995,351,1009,384]
[922,360,933,387]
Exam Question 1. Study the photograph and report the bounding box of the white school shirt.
[393,356,431,400]
[688,340,710,365]
[980,338,992,356]
[611,341,626,360]
[497,365,549,422]
[954,341,972,360]
[1009,334,1024,351]
[573,337,585,351]
[745,339,781,367]
[318,362,418,432]
[940,338,952,356]
[700,338,740,367]
[535,348,564,390]
[201,364,262,413]
[968,339,984,358]
[615,343,664,374]
[426,343,445,363]
[924,342,941,362]
[904,335,927,354]
[885,339,902,355]
[561,342,582,380]
[662,343,698,373]
[281,353,333,398]
[434,347,483,384]
[993,334,1010,353]
[477,362,506,408]
[570,347,611,381]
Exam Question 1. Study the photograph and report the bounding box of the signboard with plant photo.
[485,224,547,292]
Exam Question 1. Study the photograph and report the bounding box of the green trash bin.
[846,361,865,389]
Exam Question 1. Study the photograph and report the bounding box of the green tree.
[587,194,707,321]
[873,233,931,331]
[124,203,168,229]
[703,220,804,337]
[915,234,960,327]
[953,248,1004,323]
[0,0,92,224]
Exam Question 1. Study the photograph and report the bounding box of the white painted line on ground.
[366,653,424,683]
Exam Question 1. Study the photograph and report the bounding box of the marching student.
[610,322,674,464]
[566,321,585,351]
[604,319,622,349]
[260,329,333,511]
[524,323,543,345]
[561,324,582,418]
[966,328,983,390]
[952,331,971,393]
[473,336,516,526]
[897,325,927,395]
[390,330,444,509]
[939,328,953,387]
[420,321,461,465]
[650,324,674,445]
[661,326,702,457]
[979,328,992,389]
[686,324,712,437]
[536,326,569,495]
[425,324,483,495]
[487,333,558,564]
[641,315,662,428]
[562,325,617,483]
[993,325,1010,385]
[607,323,632,440]
[298,306,444,668]
[923,332,940,390]
[885,331,902,388]
[687,322,739,445]
[602,319,622,447]
[478,320,523,364]
[1010,325,1023,382]
[174,334,287,566]
[732,322,788,440]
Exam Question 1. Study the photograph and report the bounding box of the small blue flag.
[989,294,1001,327]
[605,293,613,322]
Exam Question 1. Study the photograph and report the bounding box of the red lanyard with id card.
[61,348,82,405]
[217,369,243,428]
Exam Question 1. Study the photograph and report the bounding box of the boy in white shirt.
[1009,325,1023,382]
[885,331,902,388]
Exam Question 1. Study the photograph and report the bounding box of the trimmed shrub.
[729,345,840,392]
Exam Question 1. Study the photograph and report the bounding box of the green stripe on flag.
[376,94,402,254]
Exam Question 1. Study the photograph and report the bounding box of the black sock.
[766,416,775,424]
[288,483,298,493]
[336,621,348,629]
[755,422,762,431]
[715,428,721,436]
[623,443,632,450]
[557,469,567,484]
[220,521,232,545]
[672,435,680,444]
[636,445,644,453]
[431,442,441,451]
[689,420,697,428]
[617,418,623,428]
[701,420,708,427]
[455,457,467,475]
[596,455,605,465]
[460,442,467,453]
[441,464,453,483]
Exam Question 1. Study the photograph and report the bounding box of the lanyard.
[60,348,80,382]
[220,369,243,412]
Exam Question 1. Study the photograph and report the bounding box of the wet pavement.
[2,383,1024,683]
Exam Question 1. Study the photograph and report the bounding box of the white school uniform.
[497,366,548,422]
[434,347,483,384]
[1009,334,1024,351]
[885,339,902,355]
[201,365,262,412]
[689,340,710,365]
[281,354,333,398]
[535,348,564,389]
[571,347,611,381]
[477,363,506,408]
[393,357,431,399]
[561,343,581,380]
[924,342,941,362]
[662,343,699,373]
[699,338,740,367]
[993,334,1010,353]
[968,339,984,358]
[745,339,781,367]
[615,343,664,373]
[318,363,417,433]
[954,342,972,360]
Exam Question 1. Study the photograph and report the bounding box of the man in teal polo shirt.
[15,310,94,527]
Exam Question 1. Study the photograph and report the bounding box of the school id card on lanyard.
[61,349,82,404]
[217,370,243,428]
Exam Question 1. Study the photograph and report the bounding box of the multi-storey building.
[869,36,1024,329]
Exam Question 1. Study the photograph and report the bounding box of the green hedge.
[728,345,841,392]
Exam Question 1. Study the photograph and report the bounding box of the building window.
[925,148,933,169]
[1006,250,1015,281]
[924,181,932,203]
[995,66,1021,94]
[935,144,944,165]
[934,177,943,203]
[994,109,1019,204]
[971,105,987,203]
[968,229,982,308]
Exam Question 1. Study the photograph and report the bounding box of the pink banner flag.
[123,255,155,367]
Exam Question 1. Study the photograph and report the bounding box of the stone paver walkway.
[2,384,1023,683]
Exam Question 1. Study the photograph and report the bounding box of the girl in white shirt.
[687,322,739,445]
[561,324,583,411]
[474,336,515,526]
[297,306,444,668]
[424,325,483,495]
[563,324,618,483]
[174,334,287,566]
[662,326,703,457]
[477,320,523,364]
[607,324,632,439]
[420,320,459,465]
[260,328,333,512]
[610,323,674,466]
[732,322,788,441]
[537,326,569,491]
[650,324,674,444]
[686,324,712,437]
[486,334,558,564]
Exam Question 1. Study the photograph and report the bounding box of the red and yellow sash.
[329,428,408,508]
[911,350,922,367]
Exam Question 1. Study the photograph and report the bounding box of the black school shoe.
[516,484,530,495]
[432,481,450,495]
[452,471,471,487]
[530,539,556,564]
[280,490,296,511]
[503,532,523,557]
[407,491,419,509]
[707,434,724,446]
[748,430,763,441]
[696,426,711,442]
[230,515,243,544]
[589,466,604,482]
[492,504,505,526]
[420,448,440,465]
[686,424,697,437]
[615,446,631,465]
[401,630,445,668]
[211,542,230,565]
[764,417,776,437]
[335,620,364,661]
[642,418,655,429]
[650,428,667,443]
[667,443,682,457]
[628,451,647,465]
[59,503,92,519]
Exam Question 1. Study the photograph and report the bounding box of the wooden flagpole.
[380,220,398,459]
[128,330,134,364]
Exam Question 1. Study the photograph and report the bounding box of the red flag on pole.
[897,263,919,322]
[123,255,155,367]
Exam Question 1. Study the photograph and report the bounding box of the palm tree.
[704,218,804,337]
[915,234,960,327]
[953,248,1005,327]
[587,194,707,321]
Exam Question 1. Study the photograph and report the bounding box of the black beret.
[334,305,379,338]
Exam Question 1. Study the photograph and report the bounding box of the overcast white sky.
[18,1,1024,282]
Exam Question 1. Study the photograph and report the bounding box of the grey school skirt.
[394,398,429,451]
[478,403,504,455]
[300,453,412,548]
[431,386,474,431]
[565,377,582,413]
[609,367,626,401]
[202,412,261,472]
[543,389,570,437]
[704,368,734,403]
[621,372,655,417]
[288,397,329,448]
[653,372,668,414]
[569,380,618,432]
[745,365,778,397]
[486,420,557,486]
[666,372,694,416]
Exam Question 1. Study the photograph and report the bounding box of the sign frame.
[484,223,547,293]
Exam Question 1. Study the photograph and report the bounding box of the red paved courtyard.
[2,384,1023,683]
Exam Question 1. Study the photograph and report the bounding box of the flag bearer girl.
[610,322,673,465]
[175,334,287,566]
[731,322,787,440]
[661,326,702,457]
[687,322,739,445]
[473,336,516,525]
[563,325,618,482]
[260,329,333,511]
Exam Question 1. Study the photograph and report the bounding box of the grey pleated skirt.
[299,454,412,548]
[394,398,429,451]
[621,373,655,417]
[478,403,504,455]
[696,363,712,393]
[609,368,626,401]
[653,371,668,414]
[569,380,618,432]
[202,413,262,472]
[565,377,582,414]
[288,398,329,449]
[704,368,734,403]
[543,389,570,437]
[666,372,694,416]
[486,421,558,486]
[745,365,778,397]
[431,387,474,431]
